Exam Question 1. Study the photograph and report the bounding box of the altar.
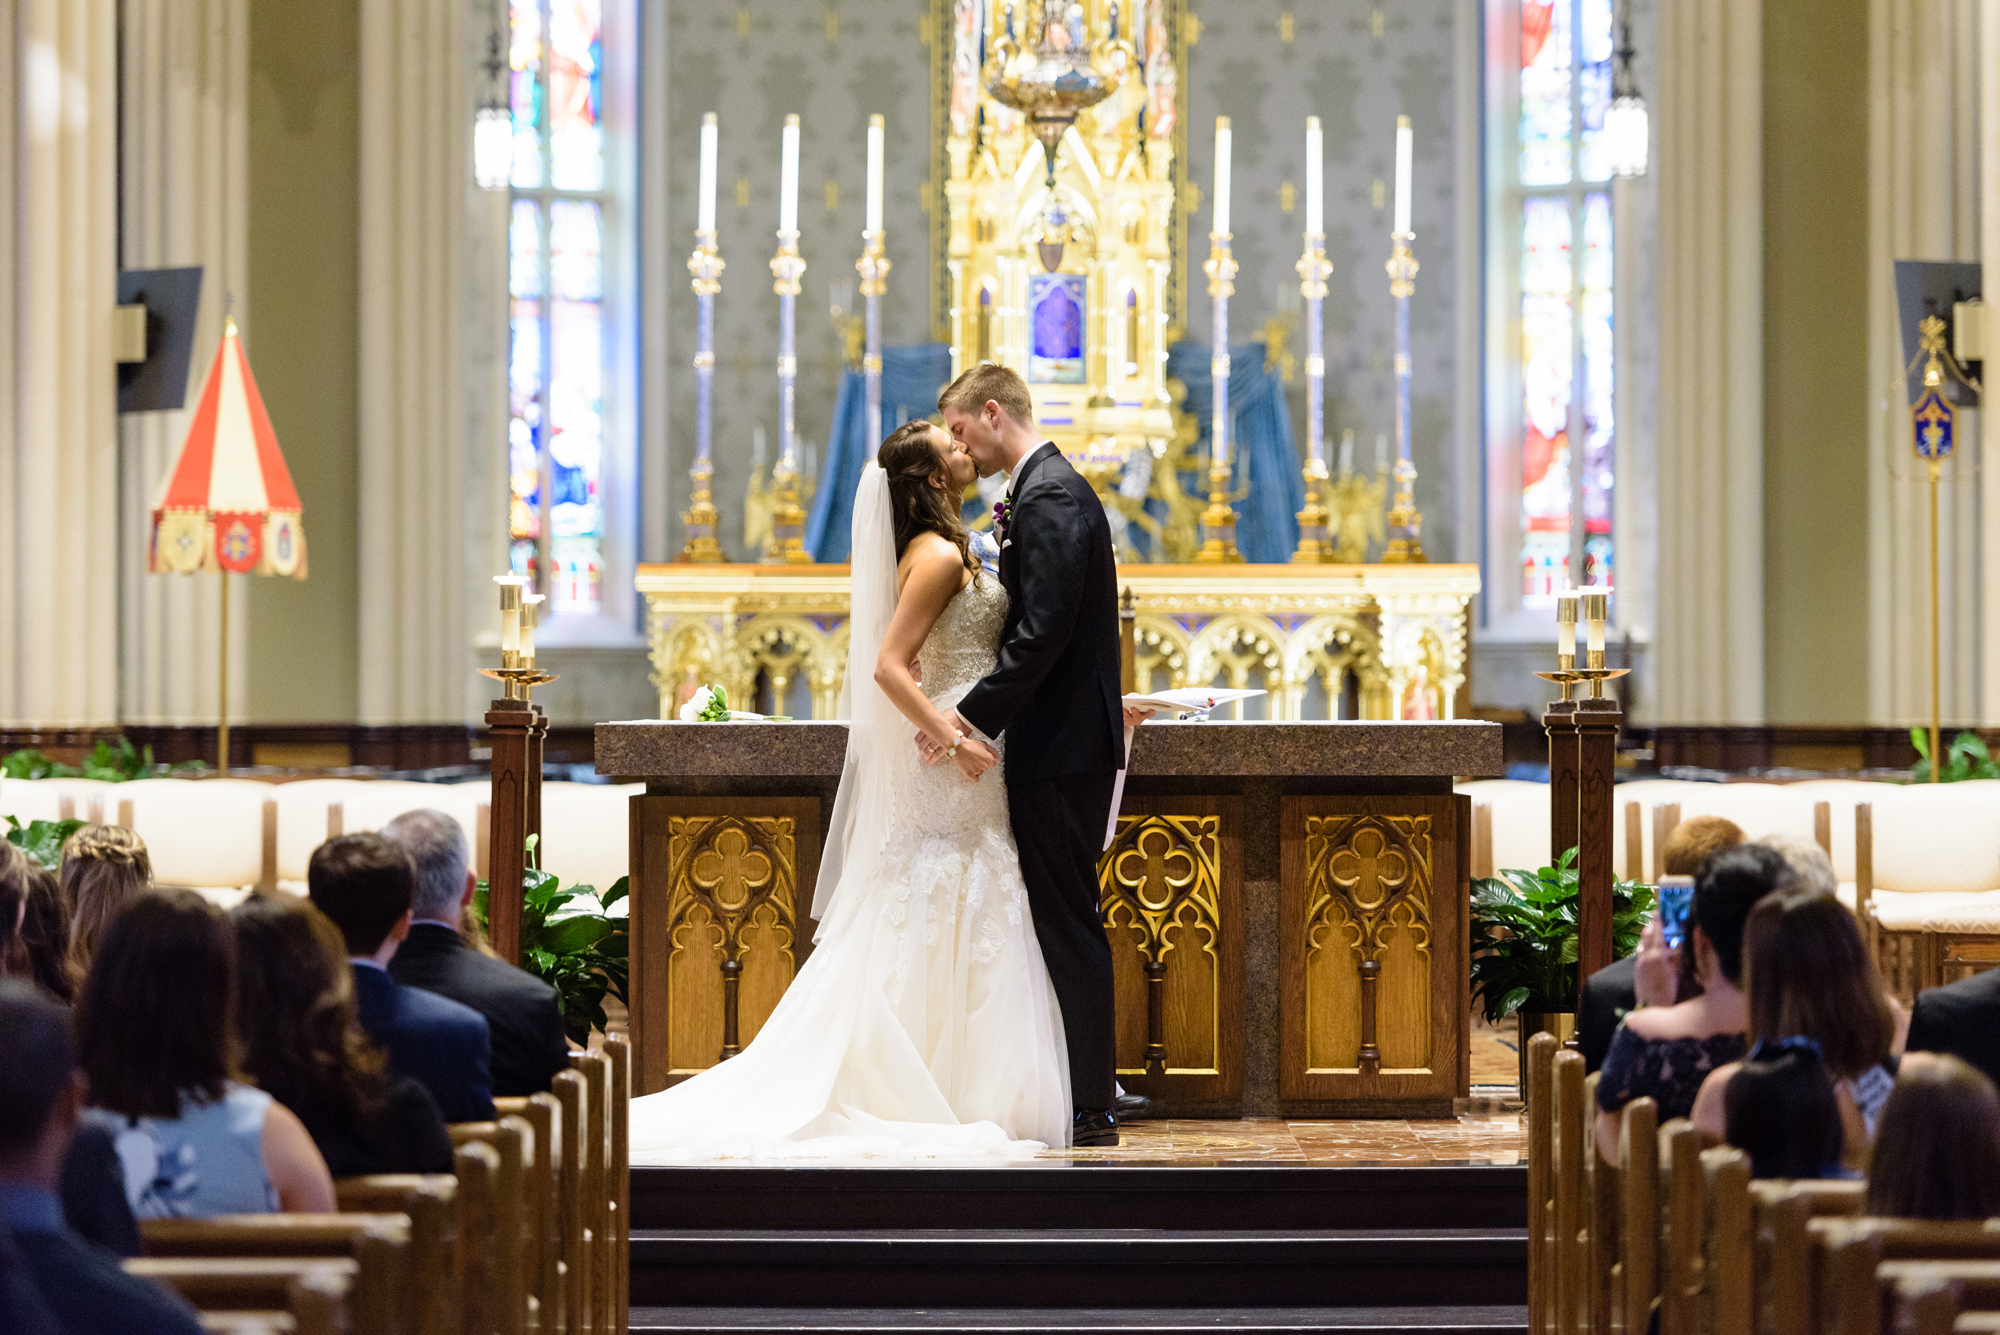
[599,718,1502,1118]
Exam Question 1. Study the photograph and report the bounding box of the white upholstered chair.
[114,777,277,907]
[536,782,642,894]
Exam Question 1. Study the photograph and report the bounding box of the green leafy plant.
[1910,728,2000,783]
[472,837,629,1045]
[1469,847,1655,1023]
[1,736,204,782]
[3,816,86,870]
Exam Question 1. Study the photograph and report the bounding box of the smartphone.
[1657,876,1695,951]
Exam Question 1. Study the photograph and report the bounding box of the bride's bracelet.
[945,730,965,759]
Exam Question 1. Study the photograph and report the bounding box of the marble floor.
[1031,1115,1525,1166]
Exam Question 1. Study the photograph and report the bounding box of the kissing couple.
[628,362,1150,1161]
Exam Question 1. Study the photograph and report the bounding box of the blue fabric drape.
[805,343,955,562]
[1163,340,1305,564]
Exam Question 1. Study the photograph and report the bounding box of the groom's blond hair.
[938,362,1035,428]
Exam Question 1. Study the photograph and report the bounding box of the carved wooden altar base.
[602,719,1501,1118]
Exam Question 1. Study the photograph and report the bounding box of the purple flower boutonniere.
[993,496,1015,546]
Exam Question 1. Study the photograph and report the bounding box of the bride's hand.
[952,734,997,782]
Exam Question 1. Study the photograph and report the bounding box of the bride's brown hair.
[878,420,975,572]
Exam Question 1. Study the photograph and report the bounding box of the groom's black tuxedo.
[958,441,1122,1110]
[957,442,1124,775]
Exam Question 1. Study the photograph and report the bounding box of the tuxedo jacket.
[391,922,573,1097]
[957,442,1124,783]
[350,962,496,1123]
[1909,967,2000,1092]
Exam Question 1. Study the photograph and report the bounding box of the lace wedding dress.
[627,475,1071,1163]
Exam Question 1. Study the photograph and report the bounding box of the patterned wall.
[662,0,1463,562]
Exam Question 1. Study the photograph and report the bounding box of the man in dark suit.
[1908,968,2000,1089]
[1576,815,1745,1071]
[934,362,1130,1147]
[0,979,203,1335]
[383,809,572,1096]
[309,833,496,1123]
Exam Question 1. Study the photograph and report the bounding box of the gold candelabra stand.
[765,233,811,564]
[680,233,726,563]
[1381,231,1426,563]
[1292,236,1333,563]
[1194,232,1243,564]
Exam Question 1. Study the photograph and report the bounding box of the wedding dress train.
[627,503,1071,1162]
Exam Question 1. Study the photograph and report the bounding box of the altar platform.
[599,718,1503,1121]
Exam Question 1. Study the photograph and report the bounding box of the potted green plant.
[472,837,629,1045]
[1470,848,1654,1091]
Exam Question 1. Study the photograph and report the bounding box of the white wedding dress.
[627,467,1071,1163]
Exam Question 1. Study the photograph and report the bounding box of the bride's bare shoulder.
[896,532,971,594]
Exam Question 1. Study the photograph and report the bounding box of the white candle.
[865,114,884,234]
[1338,427,1355,476]
[698,112,718,233]
[521,594,544,663]
[1583,588,1611,654]
[1212,116,1232,236]
[1555,588,1579,659]
[1305,116,1323,237]
[1393,115,1413,235]
[779,114,800,233]
[495,575,525,655]
[1375,432,1389,472]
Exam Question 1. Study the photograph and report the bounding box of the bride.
[626,420,1072,1161]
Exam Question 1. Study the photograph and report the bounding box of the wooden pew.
[1811,1219,2000,1335]
[1617,1097,1659,1335]
[605,1035,631,1335]
[140,1214,409,1335]
[196,1315,295,1335]
[450,1119,532,1335]
[570,1047,615,1335]
[552,1066,591,1335]
[334,1175,457,1335]
[494,1093,562,1333]
[1750,1180,1866,1335]
[1554,1049,1586,1335]
[1700,1146,1752,1335]
[1585,1072,1617,1335]
[1892,1265,2000,1335]
[126,1256,355,1335]
[1527,1030,1558,1335]
[1655,1120,1704,1335]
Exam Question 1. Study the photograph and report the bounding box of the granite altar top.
[596,719,1503,780]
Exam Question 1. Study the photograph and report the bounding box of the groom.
[924,362,1128,1147]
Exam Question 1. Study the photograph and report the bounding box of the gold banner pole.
[1929,458,1942,782]
[219,567,232,771]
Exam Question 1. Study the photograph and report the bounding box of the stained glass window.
[510,0,607,614]
[1513,0,1616,600]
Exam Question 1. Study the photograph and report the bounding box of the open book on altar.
[1106,688,1268,849]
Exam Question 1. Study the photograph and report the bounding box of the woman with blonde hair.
[61,824,151,989]
[0,842,72,1003]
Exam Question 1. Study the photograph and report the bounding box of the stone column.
[357,0,472,724]
[1868,0,1982,727]
[0,0,119,727]
[1654,0,1764,724]
[116,0,251,728]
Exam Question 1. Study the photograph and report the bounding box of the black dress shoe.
[1072,1107,1120,1147]
[1114,1091,1156,1120]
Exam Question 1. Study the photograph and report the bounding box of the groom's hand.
[1122,705,1157,727]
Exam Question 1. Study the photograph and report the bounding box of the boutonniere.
[993,496,1015,546]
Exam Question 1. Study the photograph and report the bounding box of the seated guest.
[60,824,151,992]
[1691,887,1897,1163]
[76,890,334,1217]
[1907,949,2000,1093]
[1759,834,1838,898]
[56,1119,141,1259]
[1722,1039,1848,1179]
[383,810,572,1096]
[0,979,202,1335]
[231,893,455,1177]
[308,834,494,1123]
[1577,816,1746,1072]
[0,843,73,1003]
[1866,1053,2000,1219]
[1593,843,1791,1162]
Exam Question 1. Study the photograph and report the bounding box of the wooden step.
[629,1304,1531,1334]
[629,1226,1528,1309]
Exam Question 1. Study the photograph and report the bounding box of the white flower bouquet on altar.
[677,683,789,722]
